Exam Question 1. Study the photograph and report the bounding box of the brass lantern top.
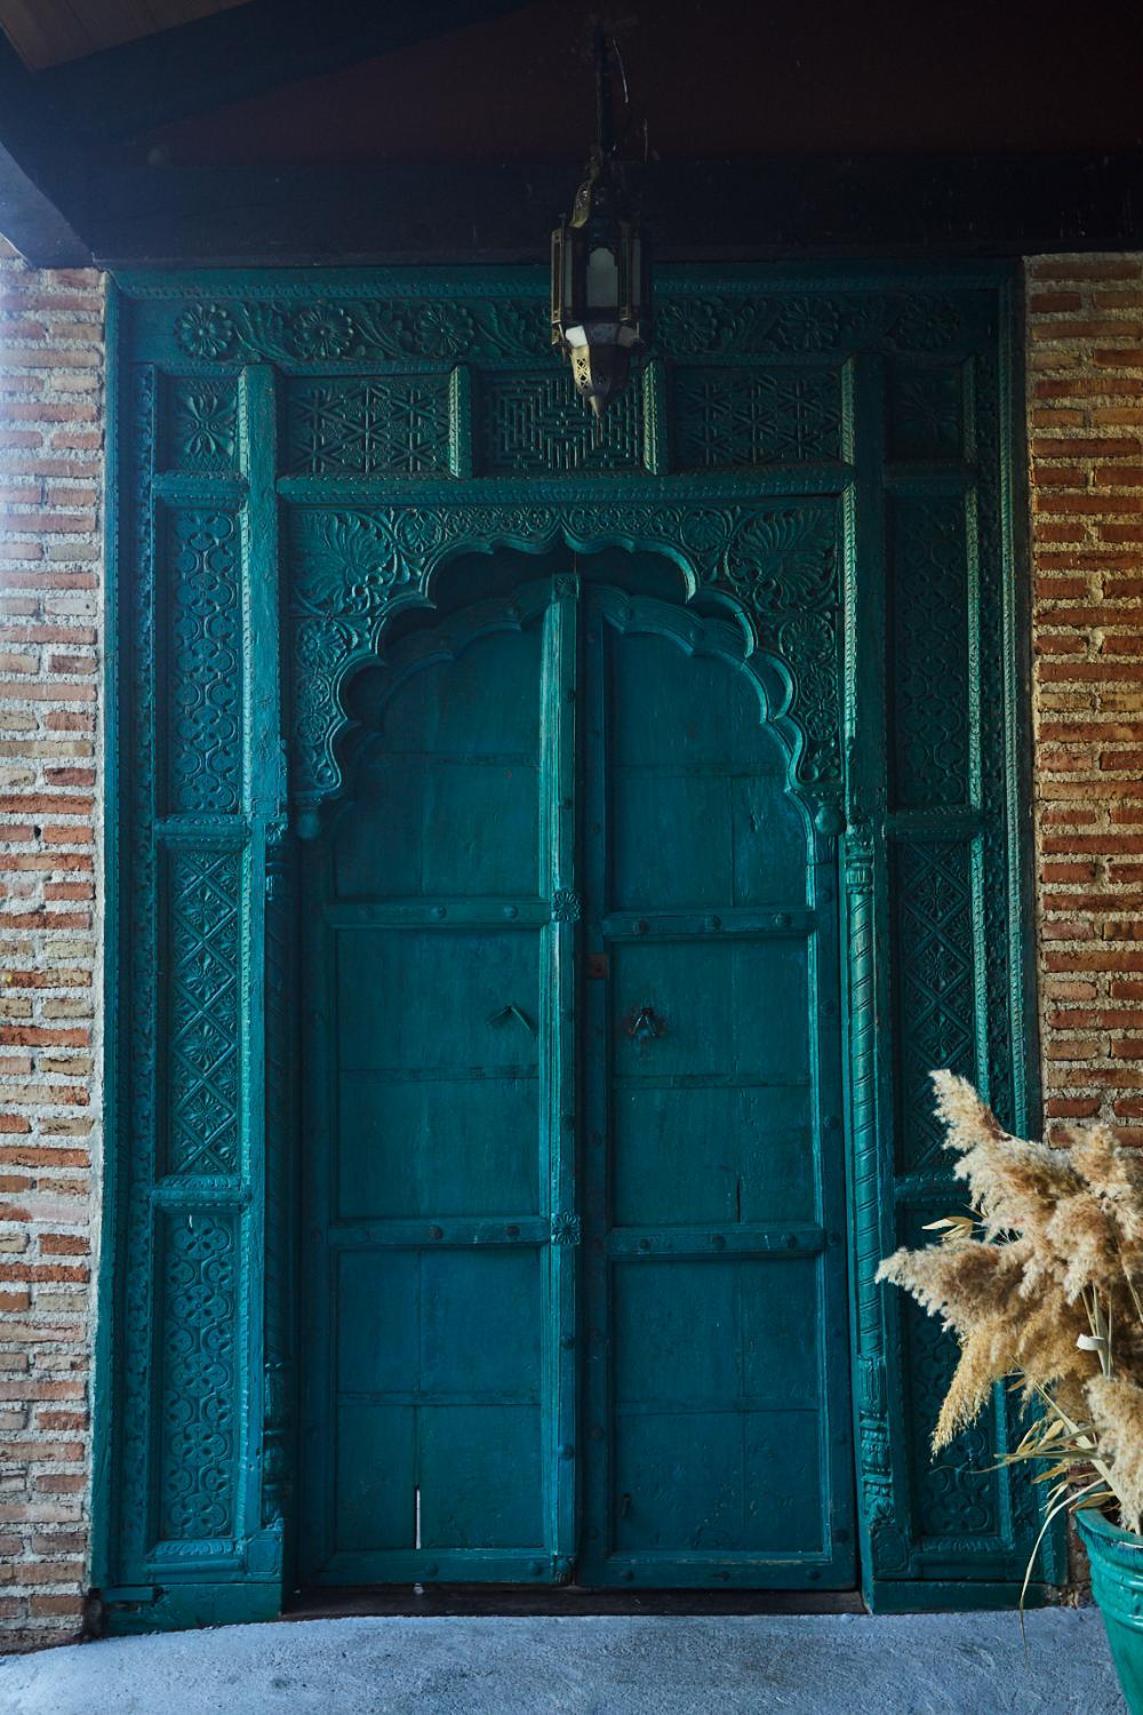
[551,29,650,417]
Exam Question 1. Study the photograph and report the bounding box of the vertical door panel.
[303,575,851,1590]
[581,601,854,1588]
[302,591,576,1584]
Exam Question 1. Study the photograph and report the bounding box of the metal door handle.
[488,1003,536,1035]
[627,1005,663,1043]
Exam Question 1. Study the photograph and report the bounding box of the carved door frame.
[96,262,1057,1632]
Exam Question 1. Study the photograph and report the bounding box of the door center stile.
[540,573,582,1580]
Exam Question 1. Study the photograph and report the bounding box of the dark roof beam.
[38,0,539,146]
[0,40,95,264]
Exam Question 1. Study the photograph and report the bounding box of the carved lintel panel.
[286,375,451,476]
[481,372,643,475]
[672,366,842,468]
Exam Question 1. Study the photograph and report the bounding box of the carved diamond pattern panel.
[889,495,970,811]
[286,376,451,476]
[672,366,841,468]
[901,1210,998,1543]
[157,1210,238,1542]
[893,840,978,1173]
[166,849,242,1176]
[889,362,964,462]
[162,378,238,473]
[481,373,642,475]
[166,509,243,816]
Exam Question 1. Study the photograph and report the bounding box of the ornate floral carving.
[165,380,238,472]
[287,499,843,815]
[889,363,963,461]
[173,296,548,365]
[550,1212,582,1245]
[551,889,581,923]
[175,303,236,360]
[722,506,838,615]
[166,287,981,369]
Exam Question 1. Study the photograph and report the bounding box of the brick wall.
[0,239,103,1650]
[1028,256,1143,1143]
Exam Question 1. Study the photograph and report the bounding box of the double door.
[301,571,854,1589]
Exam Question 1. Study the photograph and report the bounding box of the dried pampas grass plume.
[880,1071,1143,1535]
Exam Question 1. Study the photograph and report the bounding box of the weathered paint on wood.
[300,575,854,1588]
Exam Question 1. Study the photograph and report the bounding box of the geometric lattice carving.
[889,362,964,462]
[167,850,241,1175]
[167,510,242,816]
[286,377,451,476]
[158,1211,237,1540]
[890,495,969,811]
[481,372,642,475]
[163,378,238,472]
[673,367,841,468]
[903,1273,997,1541]
[894,840,977,1172]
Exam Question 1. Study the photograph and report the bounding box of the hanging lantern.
[551,30,651,417]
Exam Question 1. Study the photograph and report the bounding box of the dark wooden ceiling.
[0,0,251,71]
[144,0,1143,166]
[2,0,1143,267]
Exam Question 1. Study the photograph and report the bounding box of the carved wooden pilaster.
[846,815,910,1579]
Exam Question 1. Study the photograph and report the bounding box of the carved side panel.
[164,509,243,817]
[888,495,970,812]
[285,376,451,476]
[155,1209,239,1543]
[672,366,841,468]
[902,1283,998,1542]
[164,849,242,1176]
[892,839,978,1175]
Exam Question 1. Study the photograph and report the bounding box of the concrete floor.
[0,1609,1125,1714]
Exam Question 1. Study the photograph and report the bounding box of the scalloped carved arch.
[287,503,843,834]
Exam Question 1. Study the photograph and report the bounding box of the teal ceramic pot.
[1078,1509,1143,1714]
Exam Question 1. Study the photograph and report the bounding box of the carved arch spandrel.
[285,500,843,836]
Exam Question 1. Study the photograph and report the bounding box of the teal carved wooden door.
[301,571,854,1589]
[103,264,1055,1630]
